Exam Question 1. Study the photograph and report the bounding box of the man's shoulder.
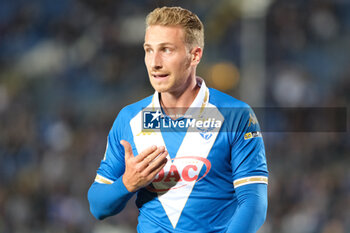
[208,87,250,109]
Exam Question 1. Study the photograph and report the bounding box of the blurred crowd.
[0,0,349,233]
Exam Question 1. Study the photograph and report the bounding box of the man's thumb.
[120,140,133,159]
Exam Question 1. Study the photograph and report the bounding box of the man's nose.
[151,52,162,70]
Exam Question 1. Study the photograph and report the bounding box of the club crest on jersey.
[199,132,212,140]
[146,156,211,193]
[197,125,215,140]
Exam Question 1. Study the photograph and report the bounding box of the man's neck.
[159,77,200,117]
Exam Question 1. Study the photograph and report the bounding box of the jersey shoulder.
[208,87,250,109]
[208,88,256,131]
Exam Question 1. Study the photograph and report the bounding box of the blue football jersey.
[94,79,268,232]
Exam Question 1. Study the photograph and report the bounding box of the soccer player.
[88,6,268,233]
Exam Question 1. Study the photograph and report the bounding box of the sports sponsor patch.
[244,131,262,140]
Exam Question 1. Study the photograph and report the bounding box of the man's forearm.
[227,183,268,233]
[88,176,134,220]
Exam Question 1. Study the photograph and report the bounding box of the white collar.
[151,77,209,119]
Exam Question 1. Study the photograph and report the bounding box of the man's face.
[144,25,193,94]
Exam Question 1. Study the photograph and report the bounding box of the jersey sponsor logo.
[244,131,262,140]
[146,156,211,193]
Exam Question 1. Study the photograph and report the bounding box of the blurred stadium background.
[0,0,349,232]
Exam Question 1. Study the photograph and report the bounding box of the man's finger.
[120,140,134,160]
[135,145,158,162]
[148,155,168,179]
[136,146,165,171]
[146,146,166,163]
[146,151,168,174]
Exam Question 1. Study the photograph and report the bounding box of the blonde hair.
[146,6,204,49]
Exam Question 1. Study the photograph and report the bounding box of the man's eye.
[163,48,171,53]
[145,48,153,54]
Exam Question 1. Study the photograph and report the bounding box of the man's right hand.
[120,140,168,192]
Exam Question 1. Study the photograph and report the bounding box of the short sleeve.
[230,107,268,189]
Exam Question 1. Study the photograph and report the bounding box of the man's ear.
[190,47,203,66]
